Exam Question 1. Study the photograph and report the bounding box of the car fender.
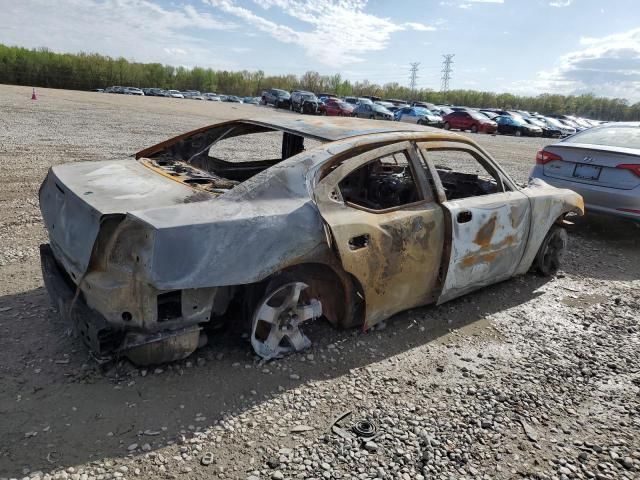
[514,178,584,275]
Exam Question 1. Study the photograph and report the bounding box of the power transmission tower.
[409,62,420,98]
[440,54,455,92]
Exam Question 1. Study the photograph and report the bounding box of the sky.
[1,0,640,102]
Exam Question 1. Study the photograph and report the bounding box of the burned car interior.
[425,148,504,201]
[138,122,316,195]
[339,152,422,211]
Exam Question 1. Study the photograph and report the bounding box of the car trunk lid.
[541,143,640,190]
[40,159,209,280]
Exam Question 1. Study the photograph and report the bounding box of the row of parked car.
[96,86,261,105]
[259,88,603,138]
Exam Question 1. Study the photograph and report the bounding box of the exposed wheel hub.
[251,282,322,360]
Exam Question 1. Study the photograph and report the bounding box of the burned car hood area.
[38,116,584,365]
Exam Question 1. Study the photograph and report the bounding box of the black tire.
[417,119,426,126]
[471,124,478,133]
[275,100,280,109]
[515,129,522,137]
[444,122,450,130]
[369,115,375,120]
[289,102,293,111]
[533,225,568,276]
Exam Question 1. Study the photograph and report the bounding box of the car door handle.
[349,234,370,250]
[457,211,473,223]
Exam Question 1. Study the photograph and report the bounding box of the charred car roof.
[135,116,447,158]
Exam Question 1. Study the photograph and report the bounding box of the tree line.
[1,44,639,121]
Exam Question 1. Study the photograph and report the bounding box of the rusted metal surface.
[515,178,584,275]
[38,116,585,363]
[314,142,444,329]
[436,191,531,304]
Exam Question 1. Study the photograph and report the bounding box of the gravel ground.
[1,85,639,480]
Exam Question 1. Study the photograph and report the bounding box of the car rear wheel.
[471,124,478,133]
[250,273,323,360]
[515,129,522,137]
[444,122,450,130]
[533,225,568,276]
[369,115,375,120]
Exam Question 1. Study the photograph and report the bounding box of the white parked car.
[123,87,144,96]
[203,93,221,101]
[539,116,576,137]
[167,90,184,99]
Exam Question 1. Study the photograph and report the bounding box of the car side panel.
[514,180,585,275]
[437,191,531,303]
[313,142,445,328]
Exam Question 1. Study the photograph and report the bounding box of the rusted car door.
[314,142,445,329]
[417,141,531,303]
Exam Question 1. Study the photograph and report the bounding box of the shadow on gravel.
[0,274,549,475]
[562,214,640,281]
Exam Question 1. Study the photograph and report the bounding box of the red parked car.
[321,99,355,116]
[443,110,497,133]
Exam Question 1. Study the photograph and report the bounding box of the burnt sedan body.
[39,117,584,365]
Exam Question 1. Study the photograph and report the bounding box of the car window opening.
[425,148,502,200]
[339,151,422,211]
[140,123,320,197]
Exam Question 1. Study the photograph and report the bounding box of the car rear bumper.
[40,244,202,364]
[40,244,124,359]
[530,166,640,220]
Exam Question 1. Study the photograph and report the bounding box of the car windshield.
[544,117,563,128]
[302,94,317,101]
[469,111,489,121]
[510,116,526,126]
[564,125,640,149]
[275,90,289,97]
[414,107,431,115]
[373,105,390,113]
[527,118,544,127]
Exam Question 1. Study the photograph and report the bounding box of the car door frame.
[416,140,532,304]
[313,141,446,329]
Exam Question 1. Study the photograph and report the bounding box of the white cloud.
[0,0,237,68]
[549,0,573,7]
[530,28,640,102]
[205,0,436,65]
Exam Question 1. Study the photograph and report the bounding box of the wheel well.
[261,263,362,329]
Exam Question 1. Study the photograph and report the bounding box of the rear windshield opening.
[143,122,323,193]
[208,131,284,163]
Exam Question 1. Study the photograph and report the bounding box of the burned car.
[39,117,584,365]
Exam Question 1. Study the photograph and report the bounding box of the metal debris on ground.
[330,410,381,447]
[201,451,214,466]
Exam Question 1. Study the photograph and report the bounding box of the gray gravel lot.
[0,85,638,480]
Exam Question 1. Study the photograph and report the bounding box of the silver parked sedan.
[530,122,640,220]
